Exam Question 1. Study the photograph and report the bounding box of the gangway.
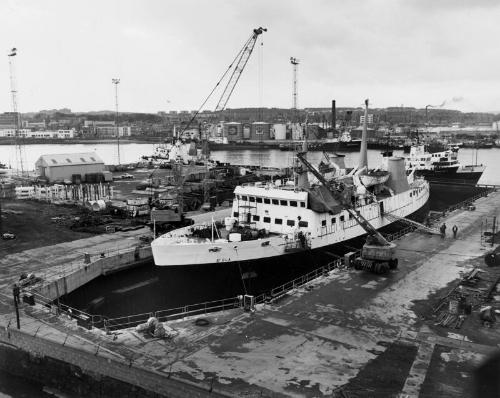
[383,213,441,235]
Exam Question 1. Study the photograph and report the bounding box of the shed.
[35,152,105,183]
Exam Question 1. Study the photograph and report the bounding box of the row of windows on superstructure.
[236,195,306,208]
[409,186,424,198]
[233,212,354,227]
[233,212,309,227]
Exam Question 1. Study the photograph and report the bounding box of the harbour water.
[1,142,499,185]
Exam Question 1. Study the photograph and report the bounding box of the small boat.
[359,170,390,187]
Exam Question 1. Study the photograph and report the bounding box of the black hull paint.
[279,141,361,152]
[417,169,483,184]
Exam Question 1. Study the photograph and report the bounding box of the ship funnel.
[385,157,409,194]
[358,99,369,171]
[296,139,310,189]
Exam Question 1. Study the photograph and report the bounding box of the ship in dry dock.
[151,100,430,268]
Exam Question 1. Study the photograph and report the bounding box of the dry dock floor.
[1,197,500,397]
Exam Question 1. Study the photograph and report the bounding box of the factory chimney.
[331,100,336,131]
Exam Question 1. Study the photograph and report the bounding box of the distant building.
[0,128,30,137]
[23,120,46,129]
[52,129,75,138]
[35,152,105,183]
[10,129,76,139]
[95,126,131,137]
[0,112,19,129]
[84,120,115,127]
[25,131,53,138]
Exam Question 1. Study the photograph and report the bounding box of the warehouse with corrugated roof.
[35,152,105,183]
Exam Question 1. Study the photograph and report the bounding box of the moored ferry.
[405,144,485,184]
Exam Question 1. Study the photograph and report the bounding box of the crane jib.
[295,152,390,246]
[179,27,267,136]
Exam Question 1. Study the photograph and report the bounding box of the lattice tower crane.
[8,48,25,176]
[180,27,267,136]
[290,57,299,110]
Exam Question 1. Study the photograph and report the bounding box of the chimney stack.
[331,100,336,131]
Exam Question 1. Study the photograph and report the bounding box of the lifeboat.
[359,170,390,187]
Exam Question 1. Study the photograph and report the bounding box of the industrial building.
[95,126,131,137]
[35,152,105,183]
[0,112,18,129]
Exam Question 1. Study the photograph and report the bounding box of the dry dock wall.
[0,326,224,398]
[36,246,152,301]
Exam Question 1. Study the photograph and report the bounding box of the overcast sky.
[1,0,499,114]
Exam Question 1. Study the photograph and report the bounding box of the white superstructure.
[405,144,460,172]
[151,170,429,267]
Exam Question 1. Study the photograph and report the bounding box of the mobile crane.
[296,152,398,274]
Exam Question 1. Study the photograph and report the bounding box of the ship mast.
[358,99,369,172]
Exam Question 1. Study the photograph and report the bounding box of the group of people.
[440,223,458,239]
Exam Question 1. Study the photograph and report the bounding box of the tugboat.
[151,100,429,268]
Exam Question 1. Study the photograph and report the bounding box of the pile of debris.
[433,267,500,330]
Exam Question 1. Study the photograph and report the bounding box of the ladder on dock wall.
[384,213,441,235]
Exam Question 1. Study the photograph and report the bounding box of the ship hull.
[152,199,429,269]
[416,168,484,184]
[152,182,430,267]
[279,140,361,152]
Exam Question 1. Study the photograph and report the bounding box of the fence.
[28,290,104,329]
[36,244,147,283]
[254,259,343,304]
[440,186,495,214]
[383,225,417,242]
[103,297,241,332]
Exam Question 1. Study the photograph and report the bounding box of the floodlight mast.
[112,78,121,165]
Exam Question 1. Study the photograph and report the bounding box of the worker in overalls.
[452,224,458,239]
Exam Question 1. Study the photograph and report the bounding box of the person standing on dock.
[440,223,447,239]
[452,224,458,239]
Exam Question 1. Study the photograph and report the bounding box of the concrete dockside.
[1,195,499,397]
